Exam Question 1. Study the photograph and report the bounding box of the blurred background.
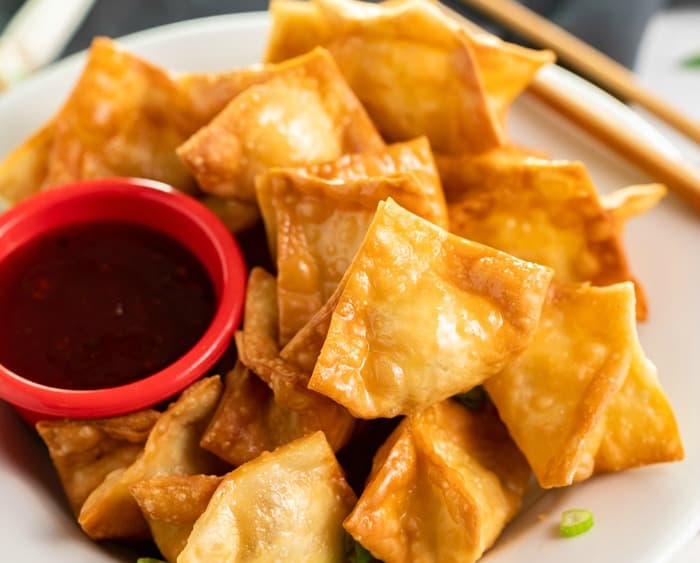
[0,0,697,70]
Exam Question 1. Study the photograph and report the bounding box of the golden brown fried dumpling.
[200,362,308,466]
[444,152,657,318]
[179,432,356,563]
[201,269,354,464]
[177,47,384,203]
[344,400,530,563]
[42,37,202,192]
[268,0,501,154]
[36,410,160,515]
[0,123,53,204]
[176,67,272,124]
[257,136,444,258]
[595,330,684,472]
[234,269,355,440]
[308,198,553,418]
[485,283,634,488]
[464,28,554,121]
[266,0,552,151]
[485,282,682,488]
[130,475,222,563]
[78,377,226,540]
[257,143,447,343]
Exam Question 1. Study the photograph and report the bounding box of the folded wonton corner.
[130,474,222,562]
[344,399,530,563]
[265,0,553,152]
[308,198,553,418]
[37,409,160,516]
[176,47,384,203]
[485,282,683,488]
[443,151,663,319]
[78,376,227,540]
[256,138,448,343]
[179,431,356,562]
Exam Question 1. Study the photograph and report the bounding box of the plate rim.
[0,9,695,563]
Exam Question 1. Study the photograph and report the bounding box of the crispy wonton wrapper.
[308,198,553,418]
[265,0,553,151]
[130,475,222,563]
[0,124,53,204]
[36,410,160,516]
[0,37,240,203]
[78,377,226,540]
[257,136,445,258]
[201,269,355,464]
[43,38,204,193]
[595,324,684,473]
[344,399,530,563]
[485,282,682,488]
[179,432,356,562]
[443,151,662,318]
[257,149,448,343]
[177,47,384,202]
[200,195,261,233]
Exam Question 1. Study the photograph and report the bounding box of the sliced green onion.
[350,542,375,563]
[344,533,377,563]
[136,558,167,563]
[560,508,594,538]
[681,53,700,69]
[454,386,487,410]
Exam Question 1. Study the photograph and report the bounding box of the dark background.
[0,0,698,69]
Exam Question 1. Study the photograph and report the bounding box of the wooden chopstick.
[436,1,700,213]
[454,0,700,146]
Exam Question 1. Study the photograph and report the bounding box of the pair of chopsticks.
[0,0,95,91]
[438,0,700,213]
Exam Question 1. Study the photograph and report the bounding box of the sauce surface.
[0,222,216,390]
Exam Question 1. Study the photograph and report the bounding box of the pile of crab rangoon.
[0,0,684,561]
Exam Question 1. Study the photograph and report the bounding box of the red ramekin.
[0,178,246,424]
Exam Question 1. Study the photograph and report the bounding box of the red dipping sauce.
[0,221,216,390]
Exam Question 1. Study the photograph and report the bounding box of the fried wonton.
[0,123,53,204]
[177,47,384,203]
[266,0,499,154]
[36,410,160,516]
[78,377,226,540]
[179,432,356,562]
[485,282,681,488]
[177,67,272,124]
[308,198,553,418]
[201,362,311,466]
[257,149,448,342]
[130,475,222,563]
[257,136,444,258]
[344,400,530,563]
[265,0,553,151]
[444,152,658,318]
[235,269,355,435]
[41,37,206,192]
[201,269,355,464]
[595,331,684,472]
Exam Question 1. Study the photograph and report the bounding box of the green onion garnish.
[136,558,167,563]
[454,386,487,410]
[681,53,700,69]
[560,508,594,538]
[344,533,378,562]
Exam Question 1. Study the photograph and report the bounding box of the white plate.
[1,12,698,563]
